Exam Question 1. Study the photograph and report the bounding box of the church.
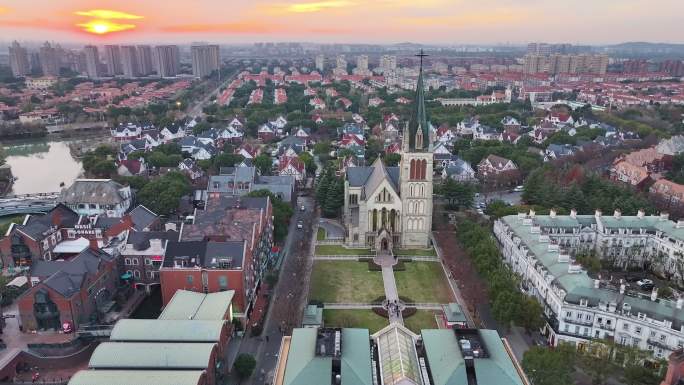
[343,54,433,249]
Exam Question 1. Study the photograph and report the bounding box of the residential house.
[227,116,245,131]
[236,143,259,159]
[207,166,295,202]
[309,97,326,109]
[160,124,186,142]
[116,159,147,177]
[178,159,205,181]
[477,154,518,177]
[111,122,144,141]
[278,156,306,181]
[650,179,684,206]
[473,125,500,141]
[442,157,476,182]
[544,144,576,161]
[258,123,277,142]
[611,161,652,188]
[59,179,132,218]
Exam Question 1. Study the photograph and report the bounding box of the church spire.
[408,49,430,151]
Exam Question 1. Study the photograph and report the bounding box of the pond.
[3,139,84,195]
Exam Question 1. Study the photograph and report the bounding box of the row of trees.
[315,167,344,218]
[523,340,664,385]
[136,171,191,216]
[436,179,475,210]
[456,218,544,331]
[523,165,655,215]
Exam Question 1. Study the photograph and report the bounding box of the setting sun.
[77,20,136,35]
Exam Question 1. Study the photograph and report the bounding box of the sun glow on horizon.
[77,20,137,35]
[74,9,143,35]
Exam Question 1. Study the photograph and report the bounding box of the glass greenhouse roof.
[374,324,423,385]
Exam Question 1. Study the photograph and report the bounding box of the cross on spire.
[415,49,428,70]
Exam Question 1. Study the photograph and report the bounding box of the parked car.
[300,205,306,211]
[637,279,654,290]
[513,185,524,192]
[297,220,303,229]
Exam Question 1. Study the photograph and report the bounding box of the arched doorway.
[381,238,389,251]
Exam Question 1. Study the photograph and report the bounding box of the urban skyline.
[0,0,683,44]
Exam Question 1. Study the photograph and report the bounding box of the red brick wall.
[159,269,246,311]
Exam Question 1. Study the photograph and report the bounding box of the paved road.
[237,195,316,385]
[317,218,345,239]
[477,190,523,206]
[185,67,240,119]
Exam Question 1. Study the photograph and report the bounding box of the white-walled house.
[494,210,684,359]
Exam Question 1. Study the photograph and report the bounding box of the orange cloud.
[74,9,143,20]
[397,9,526,27]
[77,20,137,35]
[288,1,355,13]
[0,7,9,15]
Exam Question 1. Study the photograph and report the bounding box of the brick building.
[120,231,178,292]
[17,248,118,331]
[160,196,273,317]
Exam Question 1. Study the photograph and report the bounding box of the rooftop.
[163,241,245,269]
[159,289,234,321]
[67,370,205,385]
[110,319,225,343]
[59,179,128,205]
[88,342,215,369]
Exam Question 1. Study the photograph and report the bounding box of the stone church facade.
[343,55,433,249]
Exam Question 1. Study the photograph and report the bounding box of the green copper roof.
[158,290,234,321]
[283,328,373,385]
[421,329,524,385]
[408,52,430,151]
[88,342,215,369]
[110,319,225,342]
[68,370,205,385]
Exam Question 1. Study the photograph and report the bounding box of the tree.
[384,153,401,167]
[213,153,244,169]
[579,340,616,385]
[442,179,475,210]
[518,296,545,333]
[233,353,257,382]
[298,152,316,175]
[522,345,576,385]
[253,154,272,175]
[247,190,293,241]
[137,172,190,216]
[623,363,661,385]
[323,179,343,218]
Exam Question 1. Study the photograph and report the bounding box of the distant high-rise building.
[333,54,348,76]
[155,45,180,78]
[83,45,101,79]
[39,42,59,76]
[380,55,397,73]
[191,44,220,78]
[315,54,325,72]
[8,41,30,77]
[137,45,154,76]
[121,46,141,78]
[661,60,684,77]
[104,45,122,76]
[524,53,608,75]
[356,55,368,71]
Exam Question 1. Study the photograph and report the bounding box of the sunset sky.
[1,0,683,45]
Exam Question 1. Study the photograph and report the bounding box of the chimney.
[549,209,557,218]
[677,298,683,310]
[660,212,669,221]
[620,283,626,294]
[651,288,658,302]
[570,209,577,219]
[594,279,600,289]
[637,209,645,219]
[165,222,177,232]
[529,209,536,218]
[595,209,602,219]
[613,209,621,219]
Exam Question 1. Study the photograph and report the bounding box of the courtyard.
[308,261,384,303]
[394,262,454,303]
[323,309,440,334]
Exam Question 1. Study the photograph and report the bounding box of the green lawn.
[404,310,440,334]
[317,228,326,241]
[323,310,388,333]
[395,262,453,303]
[309,261,385,303]
[315,245,372,256]
[393,248,437,256]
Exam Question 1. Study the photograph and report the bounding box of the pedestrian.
[266,335,270,342]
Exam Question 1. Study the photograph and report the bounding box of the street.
[185,65,240,119]
[233,194,316,385]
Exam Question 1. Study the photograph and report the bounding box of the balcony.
[564,317,594,327]
[596,323,615,331]
[647,338,673,351]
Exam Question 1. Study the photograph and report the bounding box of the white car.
[513,186,524,192]
[300,205,306,212]
[297,220,303,229]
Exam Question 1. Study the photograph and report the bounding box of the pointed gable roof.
[408,50,430,151]
[364,157,399,198]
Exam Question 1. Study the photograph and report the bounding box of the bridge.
[0,192,59,217]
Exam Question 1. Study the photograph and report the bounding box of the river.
[3,139,84,195]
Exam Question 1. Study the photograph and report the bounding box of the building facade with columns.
[342,55,433,249]
[494,209,684,360]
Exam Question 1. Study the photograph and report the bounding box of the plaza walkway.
[374,251,403,324]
